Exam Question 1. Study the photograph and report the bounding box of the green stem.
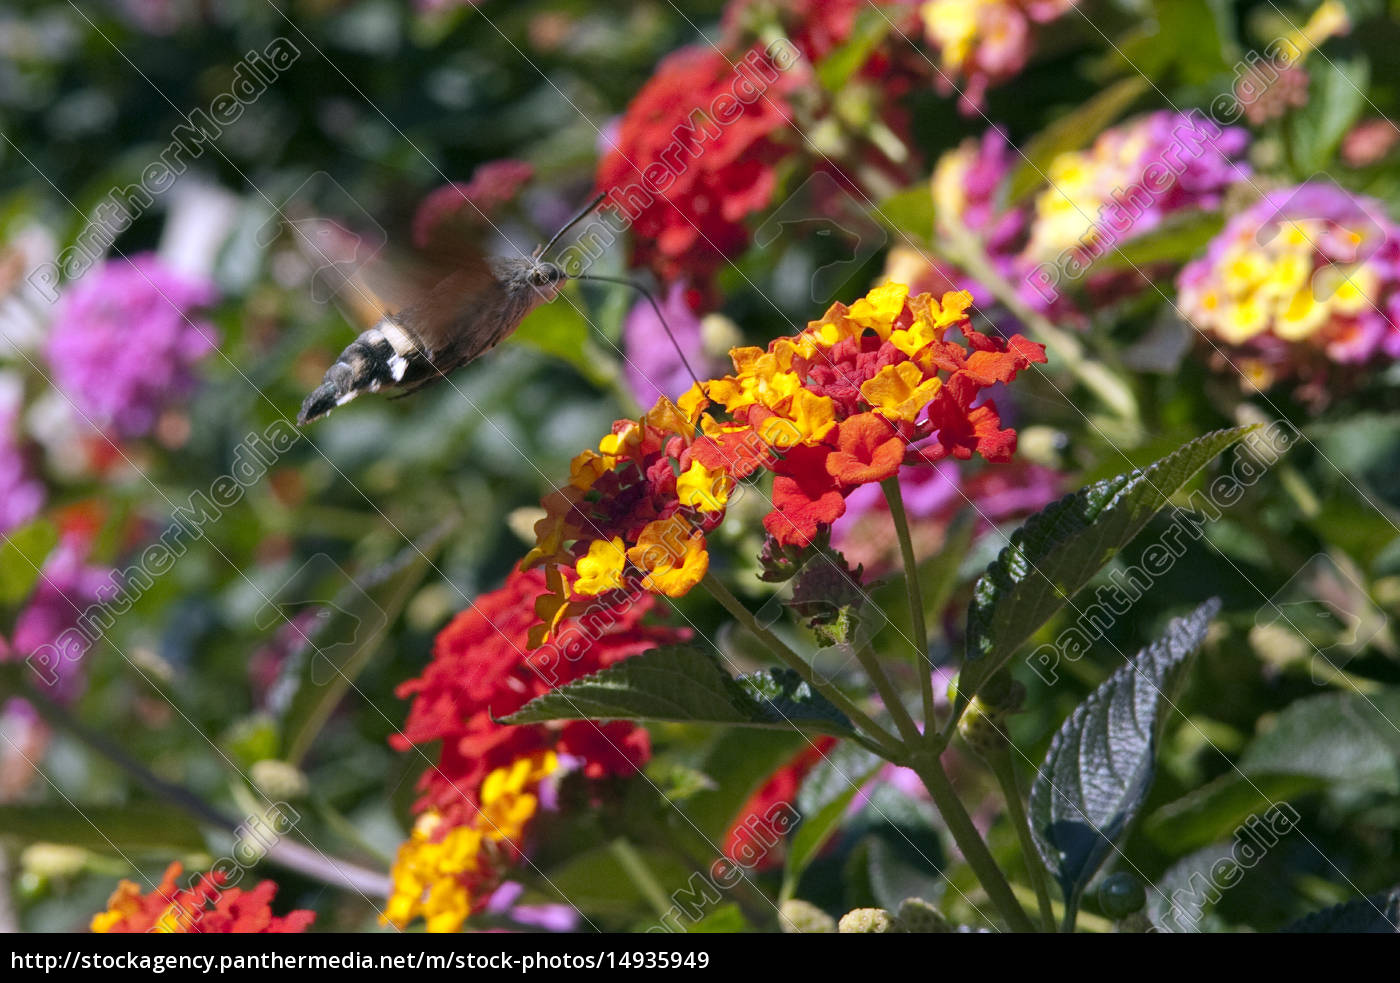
[988,749,1057,932]
[881,477,937,742]
[909,752,1036,932]
[702,573,904,761]
[934,233,1141,431]
[608,839,674,919]
[852,644,923,747]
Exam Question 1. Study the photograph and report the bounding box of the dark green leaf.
[503,645,857,739]
[683,728,813,843]
[0,519,58,606]
[1144,772,1323,853]
[783,745,883,898]
[1006,77,1148,202]
[1030,599,1220,911]
[1282,887,1400,933]
[959,426,1252,705]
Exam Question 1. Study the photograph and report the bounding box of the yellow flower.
[527,565,573,648]
[846,281,909,340]
[573,536,628,596]
[569,449,613,492]
[861,361,943,422]
[627,517,709,597]
[676,460,733,513]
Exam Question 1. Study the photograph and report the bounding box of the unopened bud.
[779,898,837,934]
[20,843,88,879]
[838,907,894,933]
[250,759,309,801]
[894,897,952,933]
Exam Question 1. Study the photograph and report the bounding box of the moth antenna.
[534,192,607,260]
[572,273,705,394]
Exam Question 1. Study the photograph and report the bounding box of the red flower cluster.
[595,44,796,285]
[391,567,684,825]
[91,863,313,934]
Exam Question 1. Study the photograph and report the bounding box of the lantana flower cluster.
[923,111,1250,319]
[523,283,1045,640]
[1177,182,1400,392]
[90,863,313,934]
[385,567,685,931]
[46,254,217,439]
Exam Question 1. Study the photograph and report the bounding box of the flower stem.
[881,477,937,741]
[987,749,1057,932]
[852,644,924,747]
[909,751,1037,932]
[702,573,904,760]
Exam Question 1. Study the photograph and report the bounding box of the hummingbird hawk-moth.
[291,194,617,426]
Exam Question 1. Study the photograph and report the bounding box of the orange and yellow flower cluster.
[524,283,1045,643]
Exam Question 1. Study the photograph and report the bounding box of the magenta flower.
[622,281,722,406]
[46,254,217,438]
[10,534,118,700]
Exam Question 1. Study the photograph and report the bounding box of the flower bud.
[894,897,952,933]
[20,843,88,880]
[838,907,895,933]
[250,758,309,801]
[779,898,837,934]
[1099,872,1147,919]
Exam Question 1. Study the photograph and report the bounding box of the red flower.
[90,863,313,934]
[765,443,846,547]
[392,567,683,824]
[412,159,534,249]
[595,45,796,286]
[826,413,905,486]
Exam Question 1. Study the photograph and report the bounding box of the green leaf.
[683,728,813,843]
[815,8,889,92]
[1288,56,1370,174]
[1006,77,1149,202]
[1030,599,1220,913]
[1088,210,1225,275]
[874,186,934,244]
[959,426,1252,706]
[0,519,58,606]
[513,295,616,388]
[1240,688,1400,794]
[1144,772,1323,853]
[280,527,448,764]
[782,745,883,899]
[0,802,207,854]
[503,645,858,739]
[1282,887,1400,933]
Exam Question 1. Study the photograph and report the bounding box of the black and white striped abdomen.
[296,317,424,425]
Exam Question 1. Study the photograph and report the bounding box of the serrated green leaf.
[503,645,857,739]
[959,426,1252,705]
[0,802,207,854]
[1282,887,1400,933]
[1030,599,1220,915]
[1007,77,1148,202]
[0,519,58,605]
